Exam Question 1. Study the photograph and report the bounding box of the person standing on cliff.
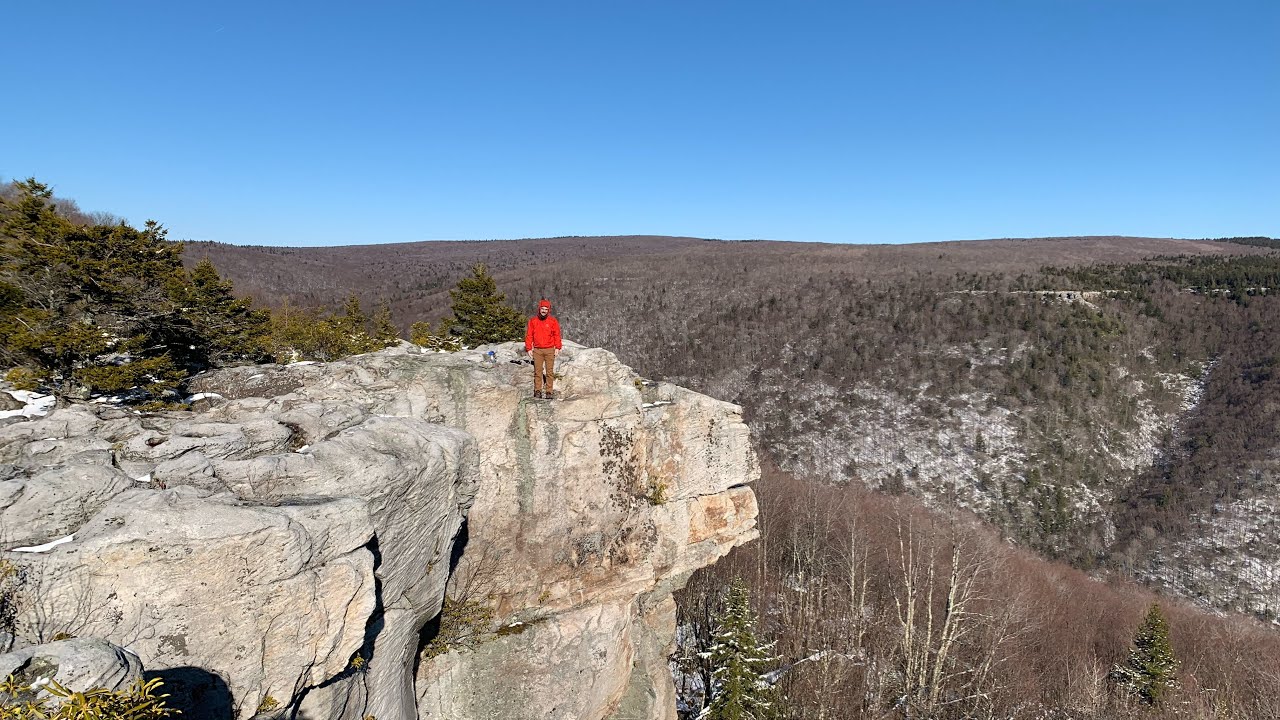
[525,298,562,399]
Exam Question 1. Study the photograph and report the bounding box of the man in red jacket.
[525,298,562,399]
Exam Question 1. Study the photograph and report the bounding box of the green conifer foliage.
[0,178,268,398]
[1113,603,1179,705]
[408,320,461,352]
[265,297,396,363]
[703,579,780,720]
[372,300,400,347]
[409,321,433,347]
[446,264,524,347]
[267,304,352,363]
[338,294,368,339]
[174,258,272,367]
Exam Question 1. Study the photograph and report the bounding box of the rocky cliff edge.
[0,342,758,719]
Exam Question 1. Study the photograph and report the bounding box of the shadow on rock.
[144,666,233,720]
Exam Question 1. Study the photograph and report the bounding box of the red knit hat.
[538,298,551,310]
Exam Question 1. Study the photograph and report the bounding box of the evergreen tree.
[1,184,185,397]
[372,300,400,347]
[1112,603,1179,705]
[331,294,383,355]
[408,320,462,352]
[446,263,524,347]
[701,579,779,720]
[174,258,272,367]
[337,294,368,339]
[409,321,434,346]
[0,179,269,398]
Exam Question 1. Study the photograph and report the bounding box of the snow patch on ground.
[10,534,75,553]
[768,381,1027,517]
[185,392,224,403]
[1151,495,1280,621]
[0,391,56,420]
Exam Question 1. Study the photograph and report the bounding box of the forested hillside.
[187,234,1280,618]
[675,466,1280,718]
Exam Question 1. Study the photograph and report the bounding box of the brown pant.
[532,348,556,393]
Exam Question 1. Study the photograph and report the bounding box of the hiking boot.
[544,390,555,400]
[533,390,544,399]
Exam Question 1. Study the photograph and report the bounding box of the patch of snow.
[1153,494,1280,620]
[248,374,266,380]
[294,445,310,453]
[90,394,129,405]
[291,360,318,366]
[763,650,850,684]
[0,391,56,420]
[11,534,75,553]
[184,392,224,403]
[135,474,152,484]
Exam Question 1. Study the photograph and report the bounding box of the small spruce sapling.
[1111,603,1179,705]
[372,300,400,347]
[700,579,780,720]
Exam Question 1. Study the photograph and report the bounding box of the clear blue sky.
[4,1,1276,245]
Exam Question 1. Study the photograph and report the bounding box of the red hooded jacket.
[525,314,562,351]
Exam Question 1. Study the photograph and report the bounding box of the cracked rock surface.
[0,342,757,720]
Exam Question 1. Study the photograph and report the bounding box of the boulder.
[0,637,142,706]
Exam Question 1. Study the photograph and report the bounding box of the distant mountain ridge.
[183,234,1262,318]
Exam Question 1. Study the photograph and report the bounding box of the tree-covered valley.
[187,231,1280,613]
[5,180,1280,718]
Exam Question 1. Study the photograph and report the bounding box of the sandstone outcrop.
[0,638,142,705]
[0,342,758,719]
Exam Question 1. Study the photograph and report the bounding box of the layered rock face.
[0,367,477,718]
[0,343,758,719]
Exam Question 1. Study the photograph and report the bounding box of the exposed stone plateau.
[0,343,758,719]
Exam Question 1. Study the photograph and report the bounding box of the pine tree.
[371,300,400,347]
[408,320,461,352]
[446,263,525,347]
[701,579,779,720]
[174,258,272,367]
[1112,603,1179,705]
[409,321,434,346]
[0,179,269,398]
[337,294,368,339]
[0,183,187,397]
